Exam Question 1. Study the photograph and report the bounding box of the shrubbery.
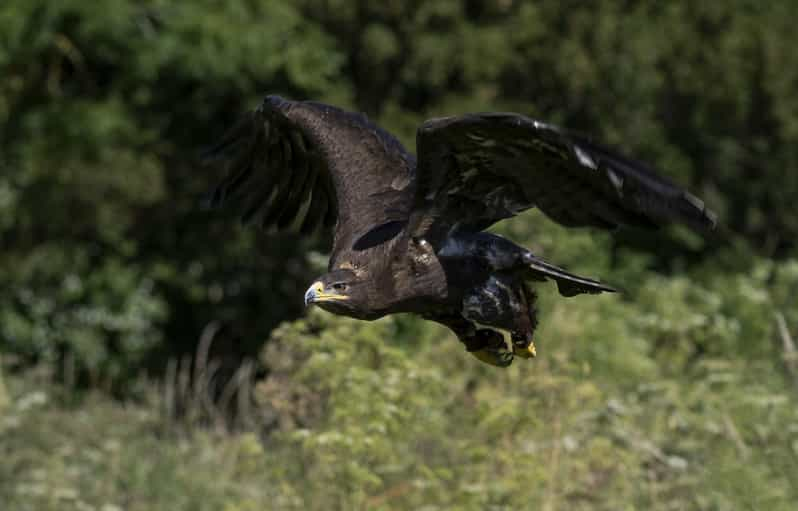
[4,252,798,508]
[2,0,798,508]
[3,0,798,387]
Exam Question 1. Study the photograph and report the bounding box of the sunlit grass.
[4,269,798,511]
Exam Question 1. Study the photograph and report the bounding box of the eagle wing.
[203,96,416,264]
[413,112,717,237]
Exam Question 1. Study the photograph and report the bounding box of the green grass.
[1,375,284,511]
[4,276,798,511]
[4,220,798,510]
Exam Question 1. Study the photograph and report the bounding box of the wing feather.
[276,137,314,229]
[414,113,717,237]
[301,186,329,235]
[203,96,416,261]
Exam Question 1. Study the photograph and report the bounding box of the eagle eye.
[331,282,348,292]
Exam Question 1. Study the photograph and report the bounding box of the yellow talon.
[513,340,537,359]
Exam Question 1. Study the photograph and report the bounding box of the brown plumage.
[204,96,716,367]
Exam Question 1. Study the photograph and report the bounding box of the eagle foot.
[513,341,537,358]
[469,347,514,368]
[466,329,514,367]
[512,333,537,359]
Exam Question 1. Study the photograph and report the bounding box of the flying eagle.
[204,96,716,367]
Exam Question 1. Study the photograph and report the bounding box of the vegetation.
[2,0,798,509]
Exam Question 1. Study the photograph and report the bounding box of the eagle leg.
[468,328,514,367]
[470,346,514,367]
[429,314,515,367]
[459,275,539,362]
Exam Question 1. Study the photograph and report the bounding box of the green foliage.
[4,255,798,509]
[0,0,345,379]
[246,253,798,510]
[1,377,286,511]
[0,249,165,385]
[3,0,798,508]
[256,312,450,508]
[3,0,798,385]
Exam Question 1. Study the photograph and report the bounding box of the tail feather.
[521,252,617,297]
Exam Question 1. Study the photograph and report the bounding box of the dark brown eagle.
[204,96,716,367]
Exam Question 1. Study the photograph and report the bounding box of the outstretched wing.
[414,112,717,237]
[203,96,416,263]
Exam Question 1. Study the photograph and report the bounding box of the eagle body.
[205,95,717,367]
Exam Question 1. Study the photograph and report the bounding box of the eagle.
[204,96,716,367]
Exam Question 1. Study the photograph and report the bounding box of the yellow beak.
[304,281,349,306]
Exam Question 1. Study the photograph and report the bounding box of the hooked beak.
[304,282,323,306]
[304,281,349,307]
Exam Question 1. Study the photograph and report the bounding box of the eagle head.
[304,268,371,319]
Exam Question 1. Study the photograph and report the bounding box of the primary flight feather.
[204,95,716,367]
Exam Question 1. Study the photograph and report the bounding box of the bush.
[5,254,798,509]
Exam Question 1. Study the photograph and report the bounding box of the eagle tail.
[521,252,617,297]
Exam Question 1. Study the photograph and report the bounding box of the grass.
[3,228,798,510]
[1,374,285,511]
[3,288,798,510]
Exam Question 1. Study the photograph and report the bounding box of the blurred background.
[2,1,798,509]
